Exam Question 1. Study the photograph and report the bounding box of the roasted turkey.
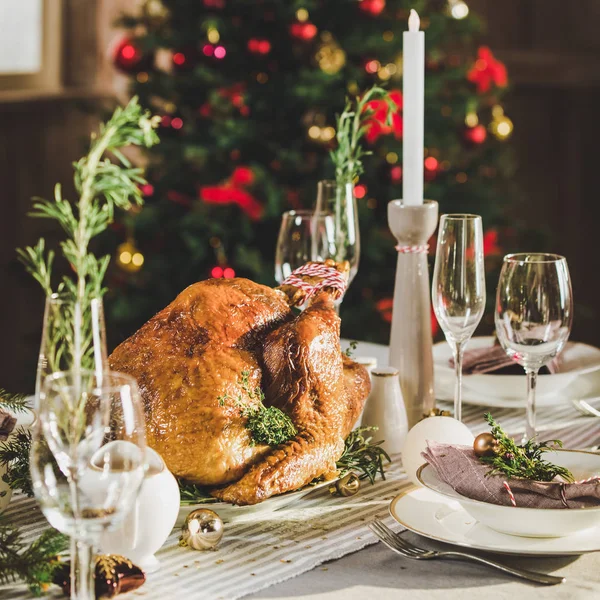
[109,261,370,505]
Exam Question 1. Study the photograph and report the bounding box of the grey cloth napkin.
[422,442,600,509]
[449,345,562,375]
[0,409,16,441]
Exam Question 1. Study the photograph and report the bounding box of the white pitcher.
[360,367,409,454]
[99,446,180,573]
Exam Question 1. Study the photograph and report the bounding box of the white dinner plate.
[177,479,332,524]
[389,487,600,556]
[434,337,600,403]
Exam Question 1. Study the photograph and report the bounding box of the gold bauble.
[315,35,346,75]
[117,240,144,273]
[180,509,224,551]
[329,472,360,497]
[473,432,499,457]
[489,105,514,140]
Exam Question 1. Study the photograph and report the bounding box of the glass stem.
[70,538,95,600]
[453,342,465,422]
[524,368,539,443]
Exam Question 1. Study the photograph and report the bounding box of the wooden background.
[1,0,600,392]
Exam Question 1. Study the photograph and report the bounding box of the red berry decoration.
[247,38,271,55]
[463,124,487,145]
[113,37,152,74]
[359,0,385,16]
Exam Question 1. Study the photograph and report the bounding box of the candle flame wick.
[408,9,420,32]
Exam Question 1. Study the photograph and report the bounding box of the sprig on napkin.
[480,413,574,482]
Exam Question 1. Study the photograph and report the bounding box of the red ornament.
[200,186,263,220]
[359,0,385,16]
[113,37,151,74]
[140,183,154,197]
[231,166,255,187]
[483,229,502,256]
[354,184,367,199]
[464,124,487,145]
[362,90,403,144]
[211,266,224,278]
[390,165,402,182]
[424,156,439,181]
[223,267,236,279]
[290,22,318,41]
[247,38,271,55]
[467,46,508,94]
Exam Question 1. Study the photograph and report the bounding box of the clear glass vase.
[35,293,108,404]
[314,180,360,293]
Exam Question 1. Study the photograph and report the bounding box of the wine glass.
[275,210,336,284]
[495,253,573,441]
[30,370,146,600]
[432,214,486,422]
[314,180,360,287]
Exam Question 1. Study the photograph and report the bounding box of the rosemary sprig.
[178,480,219,506]
[0,428,33,497]
[480,413,574,482]
[0,516,68,596]
[330,85,397,184]
[336,426,391,484]
[0,390,29,414]
[218,370,297,447]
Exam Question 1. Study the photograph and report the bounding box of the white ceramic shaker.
[360,367,409,454]
[99,447,180,573]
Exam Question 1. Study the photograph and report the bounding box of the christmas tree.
[108,0,516,344]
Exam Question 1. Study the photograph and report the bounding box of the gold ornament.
[315,33,346,75]
[329,472,360,497]
[141,0,169,22]
[473,432,499,457]
[180,508,224,550]
[422,407,452,419]
[489,105,513,140]
[117,239,144,273]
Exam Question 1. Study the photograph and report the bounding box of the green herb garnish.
[178,480,219,506]
[480,413,574,482]
[336,426,391,484]
[219,370,297,447]
[344,340,358,358]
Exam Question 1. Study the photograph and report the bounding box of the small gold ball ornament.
[473,432,499,457]
[314,34,346,75]
[180,509,224,551]
[329,472,360,497]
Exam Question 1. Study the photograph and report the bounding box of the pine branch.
[336,426,391,484]
[0,428,33,497]
[0,390,29,414]
[0,516,67,596]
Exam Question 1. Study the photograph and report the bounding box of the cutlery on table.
[368,520,565,586]
[571,398,600,418]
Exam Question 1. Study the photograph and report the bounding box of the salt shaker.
[360,367,409,454]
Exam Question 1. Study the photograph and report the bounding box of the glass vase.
[314,180,360,292]
[35,293,108,404]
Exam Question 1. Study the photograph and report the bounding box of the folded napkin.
[0,409,16,441]
[450,344,563,375]
[422,441,600,509]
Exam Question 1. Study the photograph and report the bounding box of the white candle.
[402,9,425,206]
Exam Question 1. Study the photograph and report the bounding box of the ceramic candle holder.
[388,199,438,427]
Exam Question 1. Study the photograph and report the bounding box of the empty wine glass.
[495,253,573,441]
[30,370,146,600]
[275,210,335,284]
[432,214,486,422]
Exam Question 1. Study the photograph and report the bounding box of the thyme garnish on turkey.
[218,370,297,447]
[479,413,574,482]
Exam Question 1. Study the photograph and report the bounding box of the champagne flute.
[432,214,486,422]
[495,253,573,441]
[30,370,146,600]
[275,210,335,284]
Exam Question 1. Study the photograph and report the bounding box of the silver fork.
[368,520,565,585]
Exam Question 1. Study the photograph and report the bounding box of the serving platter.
[176,479,333,524]
[390,487,600,556]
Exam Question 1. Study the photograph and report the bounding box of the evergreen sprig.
[0,517,68,596]
[330,85,397,185]
[218,370,297,447]
[0,390,29,414]
[17,97,160,374]
[480,413,574,482]
[336,426,391,484]
[0,428,33,498]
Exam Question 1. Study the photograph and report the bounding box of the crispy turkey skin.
[109,266,370,504]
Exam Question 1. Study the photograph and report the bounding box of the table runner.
[2,399,598,600]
